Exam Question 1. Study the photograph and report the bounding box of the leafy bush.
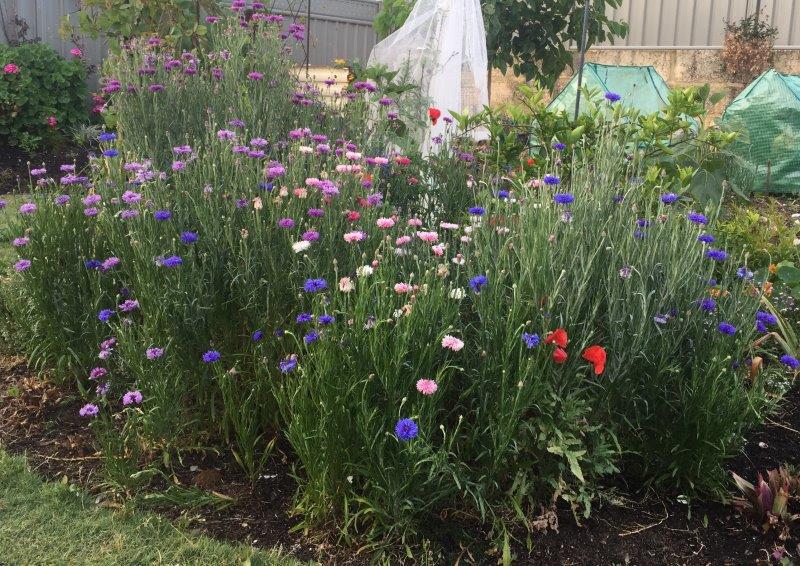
[0,42,88,150]
[0,4,789,551]
[717,199,800,270]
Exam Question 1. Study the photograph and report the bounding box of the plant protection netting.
[720,69,800,194]
[367,0,489,154]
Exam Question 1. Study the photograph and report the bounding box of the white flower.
[356,265,374,277]
[292,240,311,253]
[450,287,465,300]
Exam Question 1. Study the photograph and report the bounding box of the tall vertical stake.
[574,0,591,121]
[305,0,311,77]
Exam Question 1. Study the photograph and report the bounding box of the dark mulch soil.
[0,142,91,194]
[1,355,799,564]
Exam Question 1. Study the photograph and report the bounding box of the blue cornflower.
[605,91,621,102]
[699,297,717,312]
[260,181,274,192]
[612,194,624,204]
[653,315,668,325]
[543,174,560,186]
[394,418,418,442]
[318,314,335,325]
[780,355,800,369]
[756,311,778,326]
[697,233,715,244]
[98,132,117,142]
[705,249,728,262]
[636,219,650,227]
[98,309,114,322]
[522,333,540,349]
[279,356,297,373]
[633,230,646,240]
[303,278,328,293]
[718,322,737,335]
[553,193,574,205]
[756,320,768,333]
[161,255,182,268]
[552,142,566,151]
[468,206,486,216]
[180,231,198,244]
[687,212,708,225]
[660,193,679,204]
[202,350,221,363]
[251,330,264,341]
[102,149,119,158]
[496,189,510,200]
[469,274,488,293]
[296,312,313,324]
[304,331,320,345]
[154,210,172,221]
[85,259,102,270]
[737,267,754,280]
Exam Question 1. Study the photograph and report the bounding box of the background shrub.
[0,42,88,150]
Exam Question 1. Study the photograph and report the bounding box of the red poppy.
[544,328,568,348]
[428,107,442,125]
[552,347,568,364]
[582,345,607,375]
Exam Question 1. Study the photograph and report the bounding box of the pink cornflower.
[408,218,423,227]
[343,231,366,243]
[441,335,464,352]
[431,244,445,256]
[248,71,264,80]
[395,235,411,246]
[416,231,438,243]
[394,282,411,294]
[70,48,83,58]
[339,277,355,293]
[416,379,438,395]
[3,63,19,74]
[376,217,395,229]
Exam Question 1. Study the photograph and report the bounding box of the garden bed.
[1,354,796,564]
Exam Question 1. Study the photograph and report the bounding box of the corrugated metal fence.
[3,0,800,75]
[600,0,800,48]
[0,0,380,75]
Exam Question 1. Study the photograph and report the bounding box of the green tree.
[373,0,628,91]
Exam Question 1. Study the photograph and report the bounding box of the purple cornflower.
[780,355,800,369]
[553,193,574,205]
[304,331,320,345]
[318,314,335,325]
[89,367,108,380]
[687,212,708,225]
[160,255,182,268]
[122,390,143,406]
[522,333,540,349]
[84,207,100,217]
[251,330,264,341]
[395,418,418,442]
[19,202,37,215]
[296,312,313,324]
[302,230,320,242]
[119,299,139,313]
[307,208,324,218]
[171,161,185,171]
[277,218,295,229]
[699,297,717,312]
[279,356,297,373]
[154,210,172,221]
[101,257,120,270]
[737,267,754,280]
[180,231,199,244]
[54,195,70,206]
[552,142,566,151]
[469,274,488,293]
[202,350,221,363]
[756,311,778,326]
[619,266,632,279]
[705,249,728,262]
[79,403,99,417]
[98,309,114,322]
[14,259,31,272]
[12,237,29,247]
[718,322,737,335]
[303,278,328,293]
[661,193,679,204]
[146,347,164,359]
[122,190,142,204]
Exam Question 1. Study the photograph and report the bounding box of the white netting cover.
[367,0,489,153]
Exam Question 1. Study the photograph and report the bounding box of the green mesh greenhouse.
[720,70,800,194]
[547,62,672,116]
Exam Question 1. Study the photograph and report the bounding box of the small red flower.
[395,156,411,166]
[544,328,568,348]
[428,107,441,125]
[346,210,361,222]
[582,345,607,375]
[552,347,568,364]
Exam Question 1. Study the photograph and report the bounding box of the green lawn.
[0,449,306,565]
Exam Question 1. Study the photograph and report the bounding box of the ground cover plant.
[1,2,796,558]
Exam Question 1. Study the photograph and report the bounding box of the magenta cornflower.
[122,390,143,406]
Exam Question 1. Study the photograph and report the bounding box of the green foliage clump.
[0,42,88,150]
